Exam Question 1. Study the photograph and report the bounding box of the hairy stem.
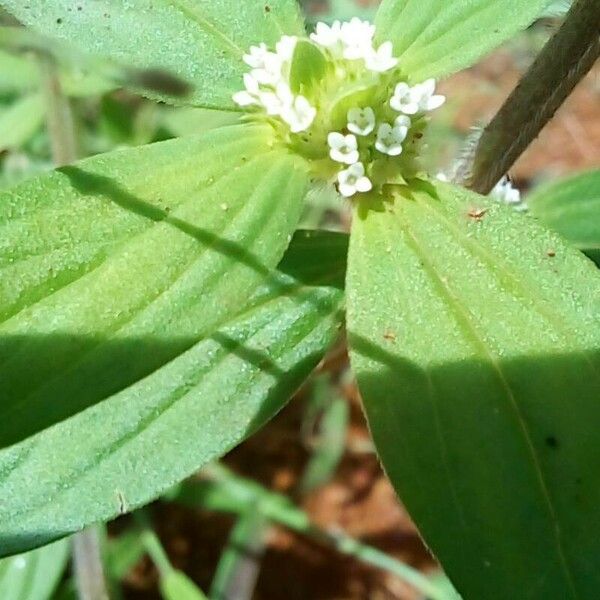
[467,0,600,194]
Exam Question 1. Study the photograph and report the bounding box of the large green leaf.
[375,0,552,81]
[1,0,305,108]
[0,540,69,600]
[347,181,600,599]
[0,230,344,557]
[0,122,309,448]
[528,170,600,265]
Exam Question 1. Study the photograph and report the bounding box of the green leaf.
[2,0,305,108]
[0,230,344,557]
[289,39,328,95]
[375,0,553,80]
[0,93,45,151]
[0,122,308,448]
[528,169,600,265]
[347,181,600,599]
[161,572,208,600]
[0,540,69,600]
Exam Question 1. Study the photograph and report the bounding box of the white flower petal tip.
[338,162,373,197]
[390,79,445,114]
[276,36,298,61]
[282,95,317,133]
[243,43,269,68]
[232,91,257,107]
[259,81,293,116]
[340,18,376,60]
[492,177,525,208]
[347,107,376,136]
[310,21,343,51]
[365,41,398,73]
[328,132,360,164]
[375,122,407,156]
[394,114,411,129]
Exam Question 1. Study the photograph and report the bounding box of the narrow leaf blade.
[347,181,600,599]
[0,540,69,600]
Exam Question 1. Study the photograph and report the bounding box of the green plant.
[0,1,599,599]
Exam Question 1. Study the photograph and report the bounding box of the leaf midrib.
[396,204,580,599]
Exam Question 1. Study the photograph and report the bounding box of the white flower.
[492,177,521,204]
[338,162,373,197]
[375,122,408,156]
[394,114,411,129]
[328,132,360,164]
[390,79,445,114]
[364,41,398,73]
[389,82,419,114]
[310,21,343,53]
[232,73,262,107]
[276,35,297,61]
[243,43,270,69]
[259,81,293,116]
[413,79,446,111]
[347,107,376,136]
[281,95,317,132]
[341,18,375,60]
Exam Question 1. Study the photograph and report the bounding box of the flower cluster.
[233,35,317,133]
[327,78,444,197]
[233,18,447,198]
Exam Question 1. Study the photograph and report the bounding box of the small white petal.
[421,78,436,96]
[243,73,260,94]
[340,18,375,60]
[394,114,411,129]
[243,43,269,68]
[276,35,297,61]
[355,176,373,193]
[251,67,279,85]
[233,91,258,107]
[310,21,343,55]
[282,95,317,132]
[347,106,376,136]
[426,94,446,110]
[365,41,398,73]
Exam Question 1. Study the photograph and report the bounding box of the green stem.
[467,0,600,194]
[210,507,269,600]
[201,463,449,600]
[39,54,78,166]
[71,528,110,600]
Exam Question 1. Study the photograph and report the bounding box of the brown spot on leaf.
[468,207,488,220]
